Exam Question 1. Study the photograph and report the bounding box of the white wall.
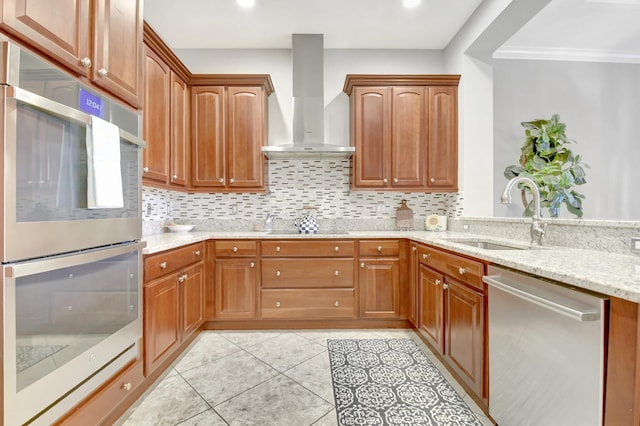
[493,59,640,220]
[175,48,445,149]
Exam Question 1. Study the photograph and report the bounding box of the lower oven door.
[2,241,144,426]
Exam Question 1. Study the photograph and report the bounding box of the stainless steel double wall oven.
[1,40,145,425]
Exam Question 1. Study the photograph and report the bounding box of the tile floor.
[116,329,494,426]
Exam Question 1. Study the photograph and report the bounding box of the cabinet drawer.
[261,289,355,319]
[417,245,485,291]
[59,359,144,425]
[262,259,354,288]
[262,240,355,257]
[144,242,205,282]
[215,240,257,257]
[359,240,400,257]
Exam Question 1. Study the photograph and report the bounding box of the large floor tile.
[284,351,334,403]
[215,374,333,426]
[120,373,210,426]
[243,333,326,372]
[181,350,278,406]
[173,332,242,373]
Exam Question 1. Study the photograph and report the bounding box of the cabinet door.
[427,87,457,190]
[352,87,391,188]
[144,274,179,375]
[445,278,485,397]
[409,244,419,327]
[227,86,265,188]
[214,258,256,320]
[170,71,189,186]
[191,86,226,188]
[391,86,426,188]
[142,46,170,184]
[180,263,204,340]
[359,258,400,318]
[92,0,143,108]
[418,264,444,354]
[0,0,90,76]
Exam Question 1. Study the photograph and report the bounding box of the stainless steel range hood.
[262,34,354,160]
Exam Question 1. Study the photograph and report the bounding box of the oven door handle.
[6,86,146,149]
[4,241,146,278]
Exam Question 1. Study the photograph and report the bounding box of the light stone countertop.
[142,230,640,303]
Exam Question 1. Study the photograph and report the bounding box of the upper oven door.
[0,41,144,262]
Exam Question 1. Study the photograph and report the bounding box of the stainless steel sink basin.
[447,239,531,250]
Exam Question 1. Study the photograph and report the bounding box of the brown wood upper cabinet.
[343,75,459,191]
[190,76,273,192]
[0,0,143,108]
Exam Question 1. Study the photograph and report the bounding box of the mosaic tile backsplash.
[143,160,463,234]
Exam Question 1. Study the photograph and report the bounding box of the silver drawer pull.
[383,178,388,183]
[194,250,201,256]
[360,262,365,268]
[159,261,167,269]
[276,270,281,277]
[334,301,340,307]
[393,178,398,183]
[276,301,281,308]
[412,246,417,252]
[232,246,238,253]
[422,253,430,260]
[219,178,224,183]
[122,382,132,391]
[335,270,339,276]
[458,267,467,275]
[97,68,108,77]
[276,246,281,252]
[230,178,235,183]
[334,246,340,252]
[435,279,441,286]
[443,283,449,290]
[377,246,383,252]
[80,57,92,68]
[430,178,436,183]
[143,166,149,173]
[172,174,178,180]
[250,262,255,268]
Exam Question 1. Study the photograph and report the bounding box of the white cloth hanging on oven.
[86,116,124,208]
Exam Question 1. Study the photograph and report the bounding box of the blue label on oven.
[79,88,106,119]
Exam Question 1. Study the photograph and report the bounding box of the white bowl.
[167,224,194,233]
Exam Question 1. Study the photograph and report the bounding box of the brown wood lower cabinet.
[415,243,487,404]
[261,289,355,319]
[143,243,205,375]
[213,240,258,320]
[359,259,400,318]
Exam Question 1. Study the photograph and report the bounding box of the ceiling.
[143,0,484,49]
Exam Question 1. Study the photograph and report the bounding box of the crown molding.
[493,46,640,64]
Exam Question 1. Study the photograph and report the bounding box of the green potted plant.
[504,114,588,218]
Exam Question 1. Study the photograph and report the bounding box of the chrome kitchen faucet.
[501,176,547,245]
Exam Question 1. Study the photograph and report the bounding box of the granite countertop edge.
[142,230,640,303]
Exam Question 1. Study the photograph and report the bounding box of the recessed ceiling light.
[402,0,421,8]
[237,0,255,8]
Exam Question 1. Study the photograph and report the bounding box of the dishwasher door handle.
[483,275,600,322]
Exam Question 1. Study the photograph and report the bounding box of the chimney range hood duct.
[262,34,354,159]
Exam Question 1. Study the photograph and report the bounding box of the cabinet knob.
[232,246,238,252]
[80,57,92,68]
[393,178,398,183]
[422,253,430,260]
[334,246,340,252]
[178,274,187,283]
[360,262,365,268]
[430,178,436,183]
[334,270,340,276]
[250,262,255,268]
[412,246,417,252]
[97,68,108,77]
[443,283,449,290]
[276,270,281,277]
[383,178,388,183]
[143,166,149,173]
[219,178,224,184]
[122,382,132,391]
[276,301,281,308]
[458,267,467,275]
[230,178,235,184]
[159,261,167,269]
[334,301,340,307]
[276,246,281,252]
[194,250,201,256]
[434,279,441,286]
[172,174,178,180]
[377,246,383,252]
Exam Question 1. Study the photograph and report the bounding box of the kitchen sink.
[268,229,350,235]
[447,239,532,250]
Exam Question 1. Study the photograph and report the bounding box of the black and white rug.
[17,344,67,373]
[327,339,482,426]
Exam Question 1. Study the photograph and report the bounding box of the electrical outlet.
[462,224,470,231]
[632,237,640,251]
[231,204,238,215]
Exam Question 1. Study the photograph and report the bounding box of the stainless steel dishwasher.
[483,265,608,426]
